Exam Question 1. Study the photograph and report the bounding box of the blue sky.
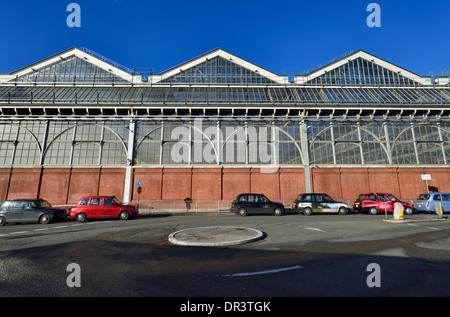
[1,0,449,76]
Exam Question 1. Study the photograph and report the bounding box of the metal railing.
[55,198,419,216]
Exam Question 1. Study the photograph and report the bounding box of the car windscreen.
[112,196,122,205]
[36,200,52,208]
[387,194,399,202]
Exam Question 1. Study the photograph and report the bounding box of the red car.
[353,192,414,215]
[70,196,138,222]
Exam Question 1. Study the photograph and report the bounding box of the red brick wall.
[1,166,449,204]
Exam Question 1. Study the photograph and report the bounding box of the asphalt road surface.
[1,211,449,301]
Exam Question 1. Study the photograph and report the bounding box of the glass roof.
[159,56,277,85]
[0,85,448,105]
[305,57,419,86]
[10,55,129,84]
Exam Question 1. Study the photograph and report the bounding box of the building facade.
[0,48,449,205]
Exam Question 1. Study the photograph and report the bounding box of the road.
[0,211,449,300]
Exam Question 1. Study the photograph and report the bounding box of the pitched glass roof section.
[1,86,448,105]
[9,55,130,84]
[305,57,420,86]
[159,56,278,85]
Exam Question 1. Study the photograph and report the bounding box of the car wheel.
[238,208,247,217]
[369,207,378,215]
[274,207,283,216]
[405,207,413,215]
[119,211,129,220]
[39,214,51,224]
[0,216,6,226]
[338,207,348,215]
[76,213,86,222]
[303,207,313,216]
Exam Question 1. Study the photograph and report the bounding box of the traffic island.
[383,216,447,224]
[168,226,264,247]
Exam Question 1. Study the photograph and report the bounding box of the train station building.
[0,48,449,206]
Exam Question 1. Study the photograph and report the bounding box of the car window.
[434,194,441,201]
[442,194,450,201]
[368,194,376,201]
[23,202,33,209]
[314,194,323,202]
[417,194,430,200]
[323,194,334,203]
[79,198,89,206]
[357,194,366,200]
[260,196,268,203]
[89,198,101,206]
[238,195,247,202]
[248,195,255,203]
[1,201,12,210]
[104,198,113,205]
[302,194,313,202]
[12,201,24,209]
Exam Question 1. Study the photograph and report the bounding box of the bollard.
[435,202,443,219]
[393,202,404,221]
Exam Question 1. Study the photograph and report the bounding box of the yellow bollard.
[436,202,443,218]
[393,202,404,220]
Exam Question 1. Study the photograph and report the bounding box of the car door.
[442,194,450,212]
[1,201,22,222]
[21,201,41,222]
[258,195,271,214]
[300,194,314,212]
[246,195,259,214]
[321,194,338,212]
[439,194,450,212]
[102,197,117,217]
[88,197,102,217]
[313,194,327,213]
[377,194,391,212]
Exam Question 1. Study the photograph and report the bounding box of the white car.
[292,193,349,215]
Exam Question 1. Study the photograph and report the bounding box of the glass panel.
[160,56,277,85]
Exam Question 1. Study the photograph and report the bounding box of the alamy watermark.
[366,3,381,28]
[66,3,81,28]
[366,263,381,287]
[170,119,280,173]
[66,263,81,287]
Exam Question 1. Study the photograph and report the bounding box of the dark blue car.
[230,193,284,216]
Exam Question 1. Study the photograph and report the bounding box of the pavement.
[383,214,447,224]
[168,226,264,247]
[167,214,447,247]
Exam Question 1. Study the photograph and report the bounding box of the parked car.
[230,193,284,216]
[414,193,450,213]
[70,196,138,222]
[353,192,414,215]
[0,198,67,226]
[292,193,349,215]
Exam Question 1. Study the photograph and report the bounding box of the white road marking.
[33,228,49,231]
[10,231,29,235]
[305,227,325,232]
[426,227,439,230]
[52,226,68,229]
[221,265,302,277]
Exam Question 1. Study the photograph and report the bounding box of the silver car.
[0,199,67,225]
